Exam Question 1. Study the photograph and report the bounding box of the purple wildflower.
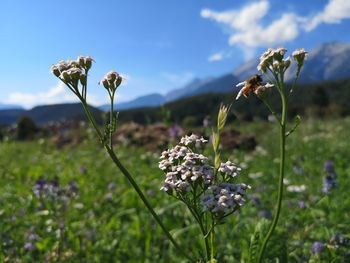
[323,160,335,173]
[24,242,36,251]
[168,124,183,138]
[322,160,337,193]
[298,201,307,209]
[311,242,325,254]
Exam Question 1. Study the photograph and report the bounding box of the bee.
[236,74,263,99]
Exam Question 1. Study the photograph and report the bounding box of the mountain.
[0,104,24,110]
[296,42,350,83]
[99,93,166,111]
[165,78,214,102]
[101,42,350,111]
[234,42,350,83]
[0,103,103,125]
[185,73,238,96]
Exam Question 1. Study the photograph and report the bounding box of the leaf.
[248,219,270,263]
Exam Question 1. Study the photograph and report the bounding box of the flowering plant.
[159,128,250,261]
[236,47,307,262]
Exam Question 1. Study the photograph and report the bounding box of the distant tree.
[16,116,38,140]
[312,86,329,107]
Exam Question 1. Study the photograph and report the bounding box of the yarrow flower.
[292,48,308,67]
[159,135,213,194]
[51,56,94,89]
[218,161,241,178]
[159,134,249,218]
[202,183,250,215]
[99,70,123,91]
[179,134,208,146]
[257,47,291,73]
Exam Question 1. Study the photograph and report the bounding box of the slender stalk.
[210,220,215,262]
[257,77,287,263]
[78,98,193,262]
[186,204,210,260]
[109,92,115,149]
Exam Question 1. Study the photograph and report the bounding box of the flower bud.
[51,65,60,77]
[272,61,280,71]
[283,57,291,69]
[274,48,287,61]
[101,79,109,89]
[84,56,93,70]
[69,67,82,80]
[115,76,123,88]
[60,70,70,82]
[77,56,85,67]
[292,48,308,66]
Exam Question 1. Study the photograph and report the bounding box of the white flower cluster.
[99,71,123,91]
[257,47,291,73]
[218,161,242,178]
[292,48,308,65]
[180,134,208,146]
[202,183,250,214]
[159,134,250,217]
[159,134,213,193]
[51,56,94,87]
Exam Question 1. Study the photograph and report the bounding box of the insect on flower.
[235,74,274,100]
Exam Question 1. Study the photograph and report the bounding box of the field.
[0,117,349,262]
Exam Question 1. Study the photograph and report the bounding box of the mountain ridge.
[98,41,350,111]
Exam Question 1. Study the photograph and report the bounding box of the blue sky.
[1,0,350,108]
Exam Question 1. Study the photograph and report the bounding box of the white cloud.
[201,1,300,48]
[208,52,224,62]
[305,0,350,31]
[5,82,104,109]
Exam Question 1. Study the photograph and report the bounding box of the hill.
[98,42,350,111]
[0,103,103,126]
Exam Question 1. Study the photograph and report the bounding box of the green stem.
[210,220,215,262]
[78,98,193,262]
[257,77,287,263]
[109,92,115,149]
[186,204,210,260]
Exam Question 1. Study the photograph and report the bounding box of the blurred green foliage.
[0,118,349,262]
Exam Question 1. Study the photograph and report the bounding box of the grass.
[0,117,349,262]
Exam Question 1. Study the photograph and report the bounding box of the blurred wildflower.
[311,241,325,254]
[24,242,36,251]
[322,160,337,193]
[168,124,183,138]
[298,200,307,209]
[330,233,349,248]
[203,116,211,128]
[287,184,307,193]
